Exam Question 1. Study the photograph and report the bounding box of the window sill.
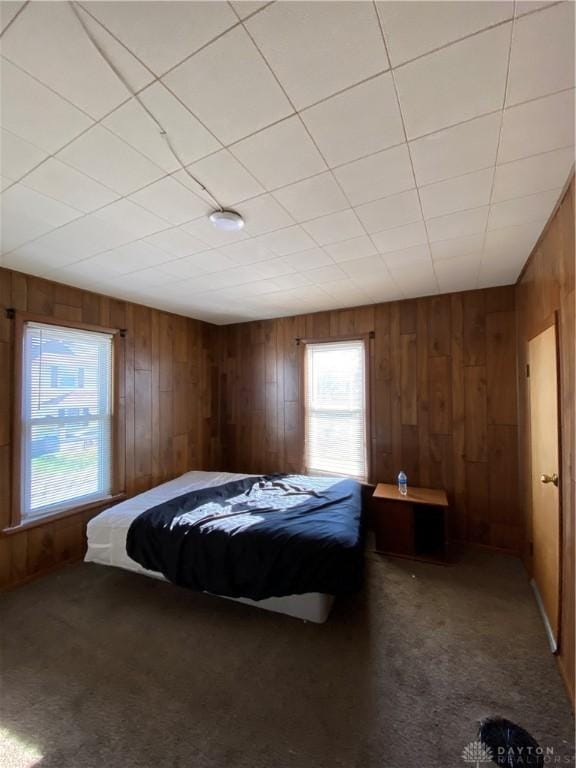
[1,493,126,536]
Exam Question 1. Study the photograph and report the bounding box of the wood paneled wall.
[516,176,575,705]
[219,285,521,551]
[0,267,220,588]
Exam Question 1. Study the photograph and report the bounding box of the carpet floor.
[0,548,573,768]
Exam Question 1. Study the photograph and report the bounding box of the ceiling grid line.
[476,2,517,286]
[233,0,406,302]
[373,0,441,294]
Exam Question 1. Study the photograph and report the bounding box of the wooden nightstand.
[372,483,450,565]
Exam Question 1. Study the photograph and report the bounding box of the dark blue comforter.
[126,474,364,600]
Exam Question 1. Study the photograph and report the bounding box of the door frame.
[527,311,564,655]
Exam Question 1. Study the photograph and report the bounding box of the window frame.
[300,333,372,484]
[8,312,126,532]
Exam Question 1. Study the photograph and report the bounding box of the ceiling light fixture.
[209,209,245,232]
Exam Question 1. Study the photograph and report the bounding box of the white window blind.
[21,321,114,521]
[304,339,367,482]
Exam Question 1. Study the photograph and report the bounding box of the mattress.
[85,471,338,622]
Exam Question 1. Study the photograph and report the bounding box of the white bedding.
[85,471,335,622]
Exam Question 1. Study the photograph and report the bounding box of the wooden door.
[528,324,561,651]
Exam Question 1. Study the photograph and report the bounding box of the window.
[50,365,84,389]
[19,321,115,522]
[304,339,368,482]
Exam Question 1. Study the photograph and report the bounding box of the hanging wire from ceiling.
[68,1,225,212]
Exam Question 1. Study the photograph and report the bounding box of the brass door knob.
[540,473,559,487]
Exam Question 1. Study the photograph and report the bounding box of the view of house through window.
[304,339,367,482]
[21,321,114,521]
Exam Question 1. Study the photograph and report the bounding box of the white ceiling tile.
[93,199,169,237]
[255,226,316,257]
[0,3,138,120]
[322,278,372,302]
[355,189,422,234]
[84,1,237,76]
[86,241,174,275]
[372,221,428,254]
[381,243,432,269]
[377,1,512,67]
[282,248,333,271]
[324,236,378,263]
[430,233,485,261]
[129,176,210,225]
[230,2,272,20]
[158,254,213,280]
[395,24,510,139]
[2,250,61,276]
[196,265,268,290]
[180,150,264,207]
[492,148,574,203]
[166,249,236,276]
[222,279,285,298]
[478,253,524,286]
[301,73,404,167]
[360,280,404,303]
[303,210,364,246]
[103,82,221,173]
[163,26,292,145]
[8,213,135,266]
[515,1,555,15]
[427,207,489,243]
[272,173,349,222]
[182,216,249,247]
[303,264,347,284]
[388,271,439,299]
[240,258,288,281]
[109,266,177,288]
[57,125,164,195]
[410,112,501,186]
[219,239,275,266]
[434,253,482,293]
[237,194,295,235]
[420,168,494,219]
[487,188,561,230]
[499,89,575,164]
[333,144,414,206]
[50,257,122,281]
[340,254,390,280]
[22,158,119,213]
[0,129,48,181]
[246,1,388,110]
[230,116,326,190]
[0,2,25,32]
[143,227,208,259]
[0,177,14,191]
[0,57,93,153]
[0,183,82,253]
[484,219,545,259]
[507,2,575,106]
[262,271,311,289]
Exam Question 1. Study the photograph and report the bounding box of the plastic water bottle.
[398,471,408,496]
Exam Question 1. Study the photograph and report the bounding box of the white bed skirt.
[85,470,336,623]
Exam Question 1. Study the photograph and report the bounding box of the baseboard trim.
[531,578,558,653]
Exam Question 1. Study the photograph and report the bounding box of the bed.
[85,471,364,623]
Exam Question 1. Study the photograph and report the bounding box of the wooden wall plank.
[400,333,417,426]
[219,290,520,554]
[0,267,220,589]
[464,366,488,462]
[487,311,517,425]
